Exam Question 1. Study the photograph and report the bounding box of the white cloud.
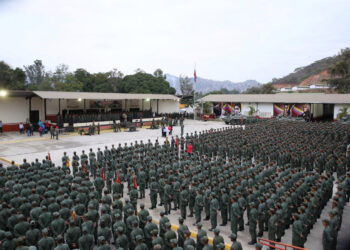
[0,0,349,82]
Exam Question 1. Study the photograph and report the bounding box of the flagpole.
[193,63,196,120]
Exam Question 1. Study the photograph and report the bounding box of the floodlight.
[0,90,7,97]
[78,98,82,102]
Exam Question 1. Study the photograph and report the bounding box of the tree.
[37,74,54,91]
[54,74,82,91]
[153,69,165,79]
[0,61,12,88]
[108,68,124,92]
[202,102,212,114]
[52,64,69,83]
[93,72,112,92]
[179,75,193,96]
[24,59,46,86]
[327,49,350,93]
[12,68,26,89]
[119,72,175,94]
[244,83,274,94]
[0,61,26,90]
[135,68,145,73]
[74,68,94,92]
[220,88,240,94]
[248,105,259,116]
[261,83,274,94]
[337,106,349,120]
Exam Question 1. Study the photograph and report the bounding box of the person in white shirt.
[19,122,24,134]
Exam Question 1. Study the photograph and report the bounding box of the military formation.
[0,120,349,250]
[79,122,100,136]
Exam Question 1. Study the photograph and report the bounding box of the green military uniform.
[159,212,169,239]
[194,190,204,224]
[292,214,304,247]
[163,181,173,214]
[230,198,240,235]
[38,230,55,250]
[196,223,207,250]
[149,177,159,209]
[209,193,219,230]
[248,203,258,245]
[177,217,189,248]
[220,189,229,226]
[115,227,129,249]
[164,222,177,250]
[180,186,189,219]
[78,228,94,250]
[322,220,335,250]
[213,229,224,250]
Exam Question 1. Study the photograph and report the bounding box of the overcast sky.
[0,0,349,83]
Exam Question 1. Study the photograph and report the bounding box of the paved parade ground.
[1,119,349,250]
[0,120,227,168]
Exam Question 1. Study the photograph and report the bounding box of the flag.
[48,152,51,161]
[194,69,197,83]
[82,162,85,173]
[176,138,179,150]
[116,173,121,184]
[67,157,71,167]
[102,168,105,181]
[133,176,138,188]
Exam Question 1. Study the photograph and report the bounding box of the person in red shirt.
[187,144,192,153]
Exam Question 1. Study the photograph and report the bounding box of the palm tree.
[337,106,349,120]
[248,105,258,116]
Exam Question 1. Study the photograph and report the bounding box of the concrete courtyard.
[0,119,349,250]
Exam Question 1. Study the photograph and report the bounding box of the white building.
[198,93,350,120]
[0,90,179,131]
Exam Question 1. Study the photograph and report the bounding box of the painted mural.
[213,102,242,117]
[273,103,310,117]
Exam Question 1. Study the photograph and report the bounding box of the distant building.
[199,93,350,121]
[273,70,331,93]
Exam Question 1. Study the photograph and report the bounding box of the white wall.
[31,97,45,121]
[312,103,324,118]
[0,97,29,123]
[142,100,152,111]
[150,100,179,113]
[46,99,60,115]
[256,103,273,117]
[241,103,273,118]
[334,104,349,120]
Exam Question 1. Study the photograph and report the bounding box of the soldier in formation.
[0,120,349,249]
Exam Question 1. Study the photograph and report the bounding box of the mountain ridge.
[165,73,260,94]
[271,49,349,85]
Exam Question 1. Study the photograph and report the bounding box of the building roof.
[32,91,178,100]
[4,90,36,98]
[198,93,350,104]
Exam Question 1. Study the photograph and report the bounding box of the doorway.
[323,104,334,121]
[30,110,39,129]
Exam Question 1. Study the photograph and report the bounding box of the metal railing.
[258,238,308,250]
